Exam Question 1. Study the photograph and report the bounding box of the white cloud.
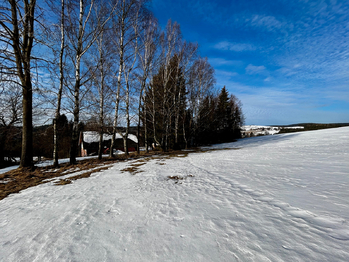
[245,64,266,74]
[215,69,238,77]
[208,57,243,67]
[249,15,291,32]
[214,41,256,52]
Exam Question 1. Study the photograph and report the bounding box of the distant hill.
[278,123,349,133]
[241,123,349,137]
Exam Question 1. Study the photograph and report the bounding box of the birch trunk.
[144,92,149,153]
[123,82,130,155]
[69,0,84,165]
[53,0,65,167]
[110,13,124,157]
[98,61,104,160]
[97,33,105,160]
[110,52,122,157]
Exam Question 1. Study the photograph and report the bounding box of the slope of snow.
[1,127,348,261]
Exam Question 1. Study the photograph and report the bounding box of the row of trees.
[0,0,244,168]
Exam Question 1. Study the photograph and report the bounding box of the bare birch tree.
[109,0,144,156]
[136,15,158,153]
[89,28,113,160]
[187,57,215,144]
[65,0,115,164]
[158,20,181,151]
[51,0,66,167]
[172,41,198,148]
[0,0,37,167]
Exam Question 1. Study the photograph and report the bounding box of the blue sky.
[150,0,349,125]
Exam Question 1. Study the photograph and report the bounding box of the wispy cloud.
[151,0,349,124]
[251,15,281,29]
[248,15,293,32]
[214,41,256,52]
[245,64,266,75]
[215,69,238,78]
[208,57,243,67]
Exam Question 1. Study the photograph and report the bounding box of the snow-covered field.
[241,125,304,136]
[1,127,348,261]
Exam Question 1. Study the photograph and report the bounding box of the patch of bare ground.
[0,157,123,201]
[0,146,240,201]
[168,174,195,184]
[121,162,146,175]
[54,165,112,185]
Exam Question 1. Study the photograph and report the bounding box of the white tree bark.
[53,0,65,167]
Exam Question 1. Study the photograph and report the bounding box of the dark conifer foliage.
[196,87,244,146]
[144,55,187,151]
[144,62,244,149]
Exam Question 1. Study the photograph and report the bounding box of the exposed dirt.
[0,158,121,201]
[121,162,146,175]
[54,165,113,185]
[168,174,195,184]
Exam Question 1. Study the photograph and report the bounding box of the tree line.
[0,0,244,168]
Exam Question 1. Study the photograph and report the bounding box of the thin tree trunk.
[183,114,188,149]
[137,88,143,154]
[98,74,104,160]
[110,14,124,157]
[110,60,122,157]
[97,33,105,160]
[98,130,103,159]
[70,76,80,164]
[123,82,130,156]
[53,0,65,167]
[70,0,84,165]
[151,81,159,147]
[144,93,149,153]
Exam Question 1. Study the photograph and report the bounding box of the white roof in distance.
[83,131,138,143]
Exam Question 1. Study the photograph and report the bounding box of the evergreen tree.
[144,55,186,150]
[215,86,230,142]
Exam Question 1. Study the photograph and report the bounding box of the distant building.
[79,131,138,156]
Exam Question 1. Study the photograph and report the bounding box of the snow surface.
[0,155,111,175]
[241,125,304,136]
[242,125,304,131]
[1,127,348,261]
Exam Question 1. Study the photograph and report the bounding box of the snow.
[0,154,126,175]
[1,127,348,261]
[0,166,18,175]
[241,125,304,136]
[0,156,95,175]
[83,131,138,143]
[242,125,304,131]
[284,126,304,129]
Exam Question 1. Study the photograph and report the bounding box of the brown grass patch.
[54,166,112,186]
[120,162,147,175]
[0,159,117,201]
[0,146,239,201]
